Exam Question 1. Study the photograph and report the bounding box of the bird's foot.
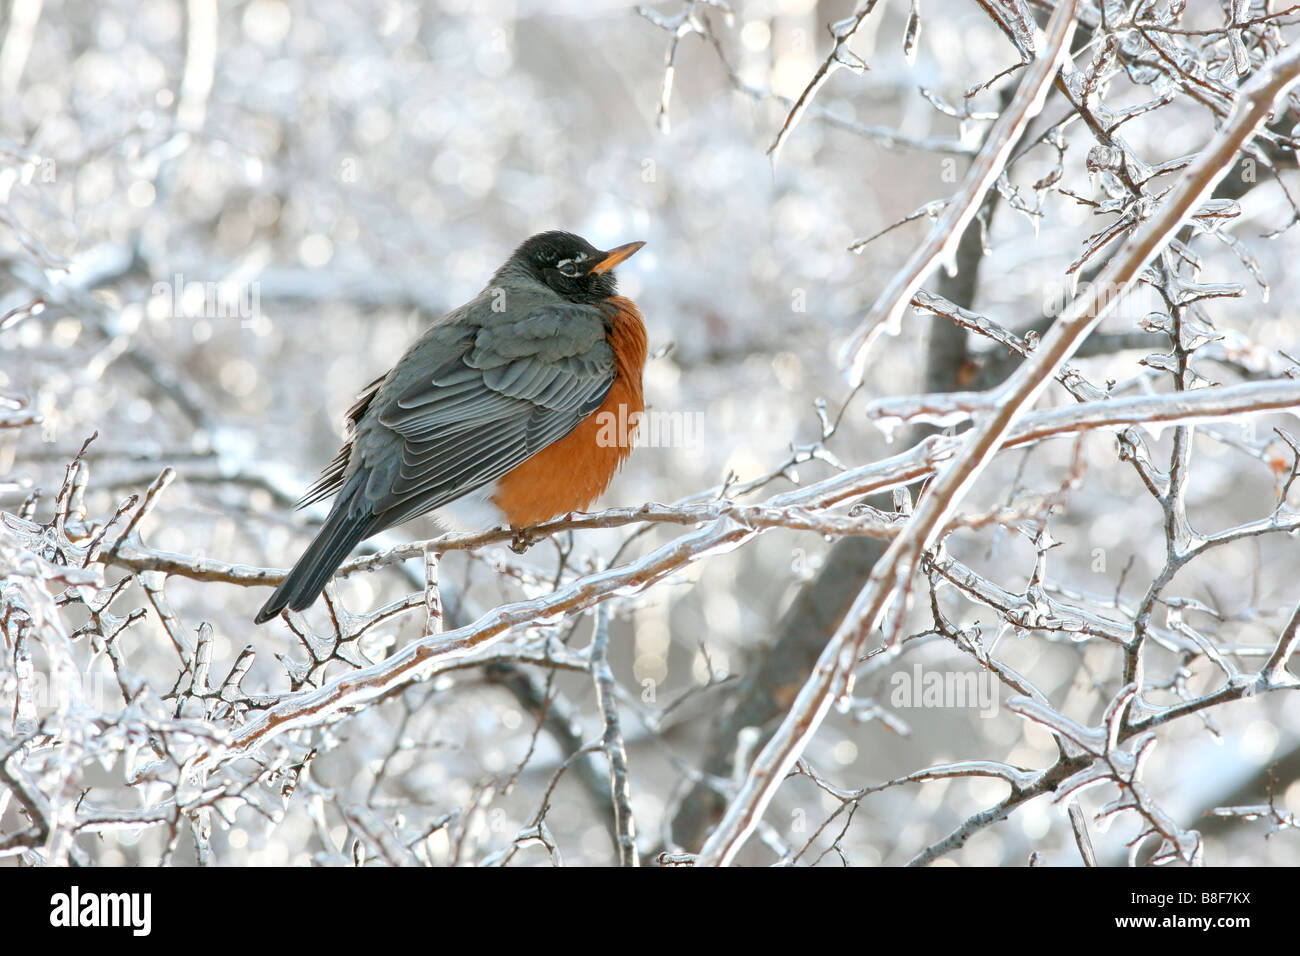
[509,527,535,554]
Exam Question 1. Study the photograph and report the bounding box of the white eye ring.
[557,259,580,277]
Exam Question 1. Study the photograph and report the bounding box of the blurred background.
[2,0,1299,866]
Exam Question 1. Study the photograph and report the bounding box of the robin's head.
[508,231,645,304]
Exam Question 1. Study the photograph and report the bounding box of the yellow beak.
[590,241,646,275]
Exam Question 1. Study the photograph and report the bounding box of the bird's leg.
[509,526,535,554]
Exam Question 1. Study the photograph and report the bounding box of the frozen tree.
[2,0,1300,867]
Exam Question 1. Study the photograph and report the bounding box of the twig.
[590,603,638,866]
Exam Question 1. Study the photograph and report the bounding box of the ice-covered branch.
[696,40,1300,867]
[839,0,1078,387]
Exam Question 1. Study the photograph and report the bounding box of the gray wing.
[359,303,615,528]
[297,373,385,509]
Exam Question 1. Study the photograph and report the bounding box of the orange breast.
[491,297,647,526]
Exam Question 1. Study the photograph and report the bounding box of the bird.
[255,230,647,624]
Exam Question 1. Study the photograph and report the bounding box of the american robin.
[254,231,647,624]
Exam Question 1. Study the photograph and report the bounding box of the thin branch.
[839,0,1079,387]
[590,604,638,866]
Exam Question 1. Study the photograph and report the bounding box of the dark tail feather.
[255,483,378,624]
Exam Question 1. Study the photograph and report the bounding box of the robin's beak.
[589,241,646,275]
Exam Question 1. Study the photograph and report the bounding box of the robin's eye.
[557,260,580,277]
